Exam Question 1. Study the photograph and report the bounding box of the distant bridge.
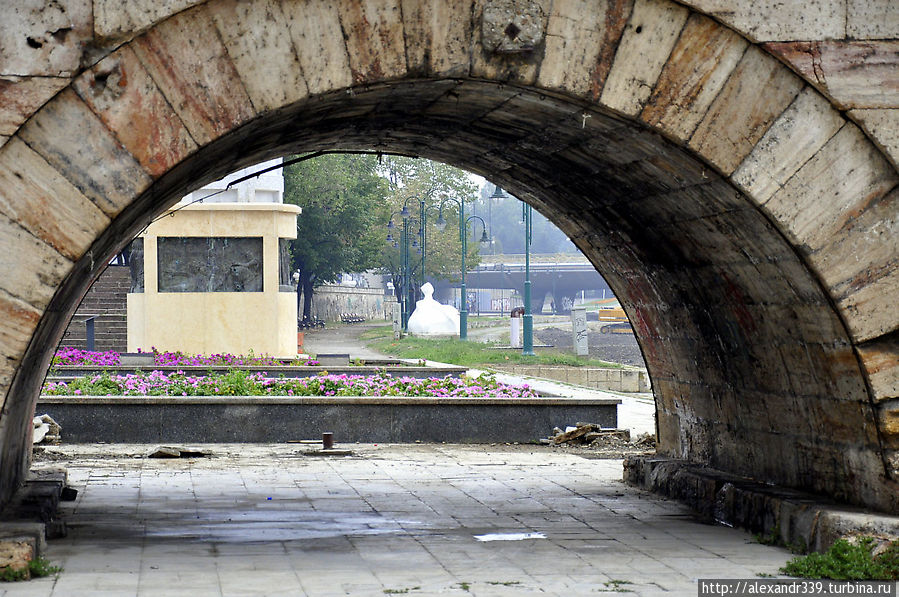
[432,257,612,313]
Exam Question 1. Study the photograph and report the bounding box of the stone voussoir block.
[0,215,70,310]
[0,137,110,261]
[130,4,256,147]
[600,0,689,117]
[732,86,845,204]
[537,0,633,100]
[401,0,474,77]
[876,399,899,450]
[764,41,899,110]
[856,336,898,404]
[17,88,153,218]
[761,124,898,260]
[689,45,803,175]
[640,14,748,143]
[336,0,407,85]
[470,0,549,85]
[811,187,898,342]
[93,0,205,42]
[850,108,899,170]
[209,0,309,113]
[73,45,198,179]
[0,77,69,137]
[280,0,353,95]
[0,293,40,358]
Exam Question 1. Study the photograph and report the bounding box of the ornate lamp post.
[389,195,434,331]
[436,198,489,339]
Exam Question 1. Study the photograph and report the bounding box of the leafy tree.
[375,157,483,307]
[283,153,390,319]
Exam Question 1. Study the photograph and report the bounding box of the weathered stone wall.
[0,0,895,514]
[3,1,896,167]
[310,286,394,323]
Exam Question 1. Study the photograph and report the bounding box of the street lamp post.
[402,214,425,330]
[436,198,489,340]
[521,202,535,356]
[402,216,410,329]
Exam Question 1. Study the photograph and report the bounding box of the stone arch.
[0,0,895,513]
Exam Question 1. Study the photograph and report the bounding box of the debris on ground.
[541,423,656,458]
[32,415,61,445]
[147,447,210,459]
[302,449,354,457]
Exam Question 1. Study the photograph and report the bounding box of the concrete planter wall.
[36,396,619,444]
[491,365,651,393]
[49,363,467,380]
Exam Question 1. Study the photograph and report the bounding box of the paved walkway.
[13,444,793,597]
[301,323,391,361]
[8,325,783,595]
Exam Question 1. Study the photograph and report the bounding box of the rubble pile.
[32,415,61,445]
[541,422,656,458]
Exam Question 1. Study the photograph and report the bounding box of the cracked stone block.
[601,0,689,116]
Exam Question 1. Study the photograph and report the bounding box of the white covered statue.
[407,282,460,336]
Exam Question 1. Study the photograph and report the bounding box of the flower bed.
[42,370,539,399]
[52,347,320,368]
[41,349,619,443]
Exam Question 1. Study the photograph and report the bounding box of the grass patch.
[363,325,623,369]
[383,587,420,594]
[0,558,62,582]
[781,538,899,580]
[599,579,635,593]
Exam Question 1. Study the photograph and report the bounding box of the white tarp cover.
[407,283,460,336]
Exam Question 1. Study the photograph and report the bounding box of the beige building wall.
[127,203,301,357]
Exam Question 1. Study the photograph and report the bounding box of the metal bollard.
[322,432,334,450]
[85,316,96,352]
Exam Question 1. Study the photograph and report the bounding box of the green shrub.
[0,558,62,582]
[781,538,899,580]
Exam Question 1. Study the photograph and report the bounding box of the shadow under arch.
[5,79,894,514]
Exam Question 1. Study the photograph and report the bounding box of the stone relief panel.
[157,237,263,292]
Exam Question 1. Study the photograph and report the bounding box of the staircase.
[58,266,130,352]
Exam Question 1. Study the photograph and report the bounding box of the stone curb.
[624,456,899,552]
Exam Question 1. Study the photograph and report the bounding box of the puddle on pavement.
[474,532,547,542]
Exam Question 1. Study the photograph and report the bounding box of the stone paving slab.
[4,443,796,596]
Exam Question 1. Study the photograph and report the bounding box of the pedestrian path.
[300,322,391,361]
[16,444,792,597]
[429,359,656,437]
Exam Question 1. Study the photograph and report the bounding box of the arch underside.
[0,0,896,514]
